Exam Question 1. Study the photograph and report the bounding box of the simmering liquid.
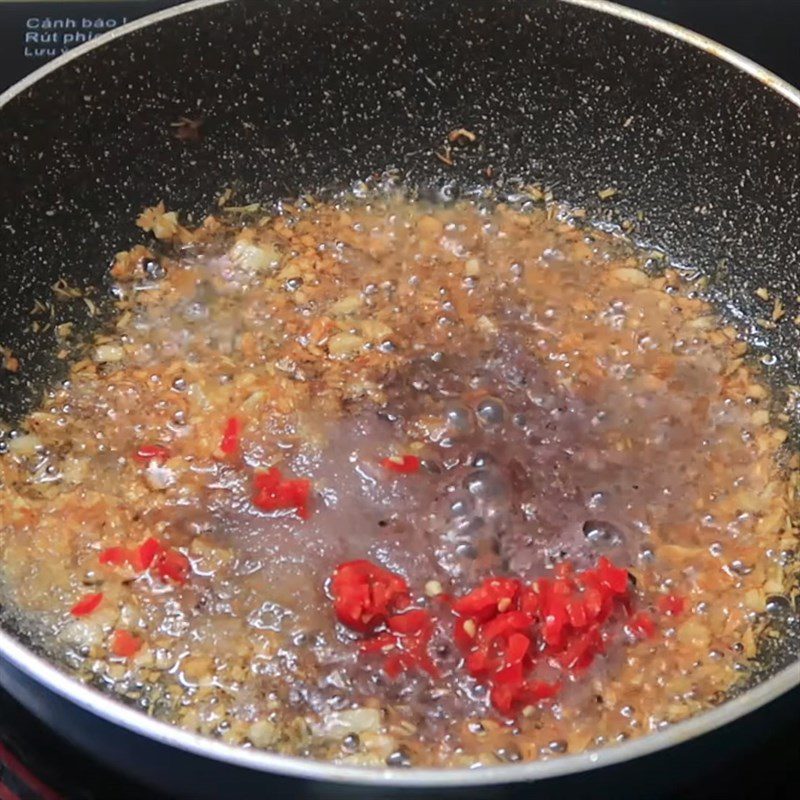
[0,195,795,767]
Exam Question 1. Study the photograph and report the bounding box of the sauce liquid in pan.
[0,194,796,767]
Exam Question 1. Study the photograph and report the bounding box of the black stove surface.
[0,2,799,798]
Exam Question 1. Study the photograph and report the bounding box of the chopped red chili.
[453,617,478,652]
[524,680,562,702]
[252,467,311,519]
[452,577,520,622]
[405,645,440,678]
[331,559,409,632]
[393,594,412,612]
[387,609,431,635]
[480,610,532,645]
[331,555,660,717]
[99,538,190,586]
[628,611,656,639]
[504,632,531,664]
[583,586,605,621]
[657,594,686,617]
[382,608,439,676]
[542,595,569,648]
[220,416,242,455]
[519,586,540,617]
[451,558,639,715]
[494,661,525,687]
[133,444,170,463]
[489,682,517,714]
[110,630,142,659]
[383,651,417,678]
[155,549,191,585]
[70,593,103,617]
[133,537,164,571]
[566,597,588,628]
[557,625,604,670]
[596,556,630,595]
[466,648,497,678]
[365,629,440,679]
[384,625,440,679]
[490,676,561,714]
[380,455,421,474]
[99,546,132,567]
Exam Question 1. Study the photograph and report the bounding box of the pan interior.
[0,0,798,779]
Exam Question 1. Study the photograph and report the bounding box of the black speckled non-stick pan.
[0,1,798,798]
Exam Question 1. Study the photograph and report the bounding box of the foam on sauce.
[0,195,795,766]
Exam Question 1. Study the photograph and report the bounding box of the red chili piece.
[387,609,431,635]
[330,561,439,678]
[628,611,656,639]
[383,651,418,678]
[133,444,171,463]
[452,558,633,716]
[155,549,191,585]
[99,538,190,586]
[557,625,603,670]
[99,546,132,567]
[657,594,686,617]
[70,593,103,617]
[220,416,242,455]
[134,537,164,571]
[331,556,657,717]
[454,617,477,652]
[110,630,142,659]
[380,455,421,474]
[596,556,630,594]
[452,577,520,622]
[252,467,312,519]
[385,609,440,678]
[331,560,409,632]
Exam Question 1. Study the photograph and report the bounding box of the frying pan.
[0,0,798,797]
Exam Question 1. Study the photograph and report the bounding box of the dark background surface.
[0,1,799,798]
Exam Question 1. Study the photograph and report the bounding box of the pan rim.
[0,0,798,788]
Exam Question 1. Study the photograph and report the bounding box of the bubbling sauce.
[0,195,796,767]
